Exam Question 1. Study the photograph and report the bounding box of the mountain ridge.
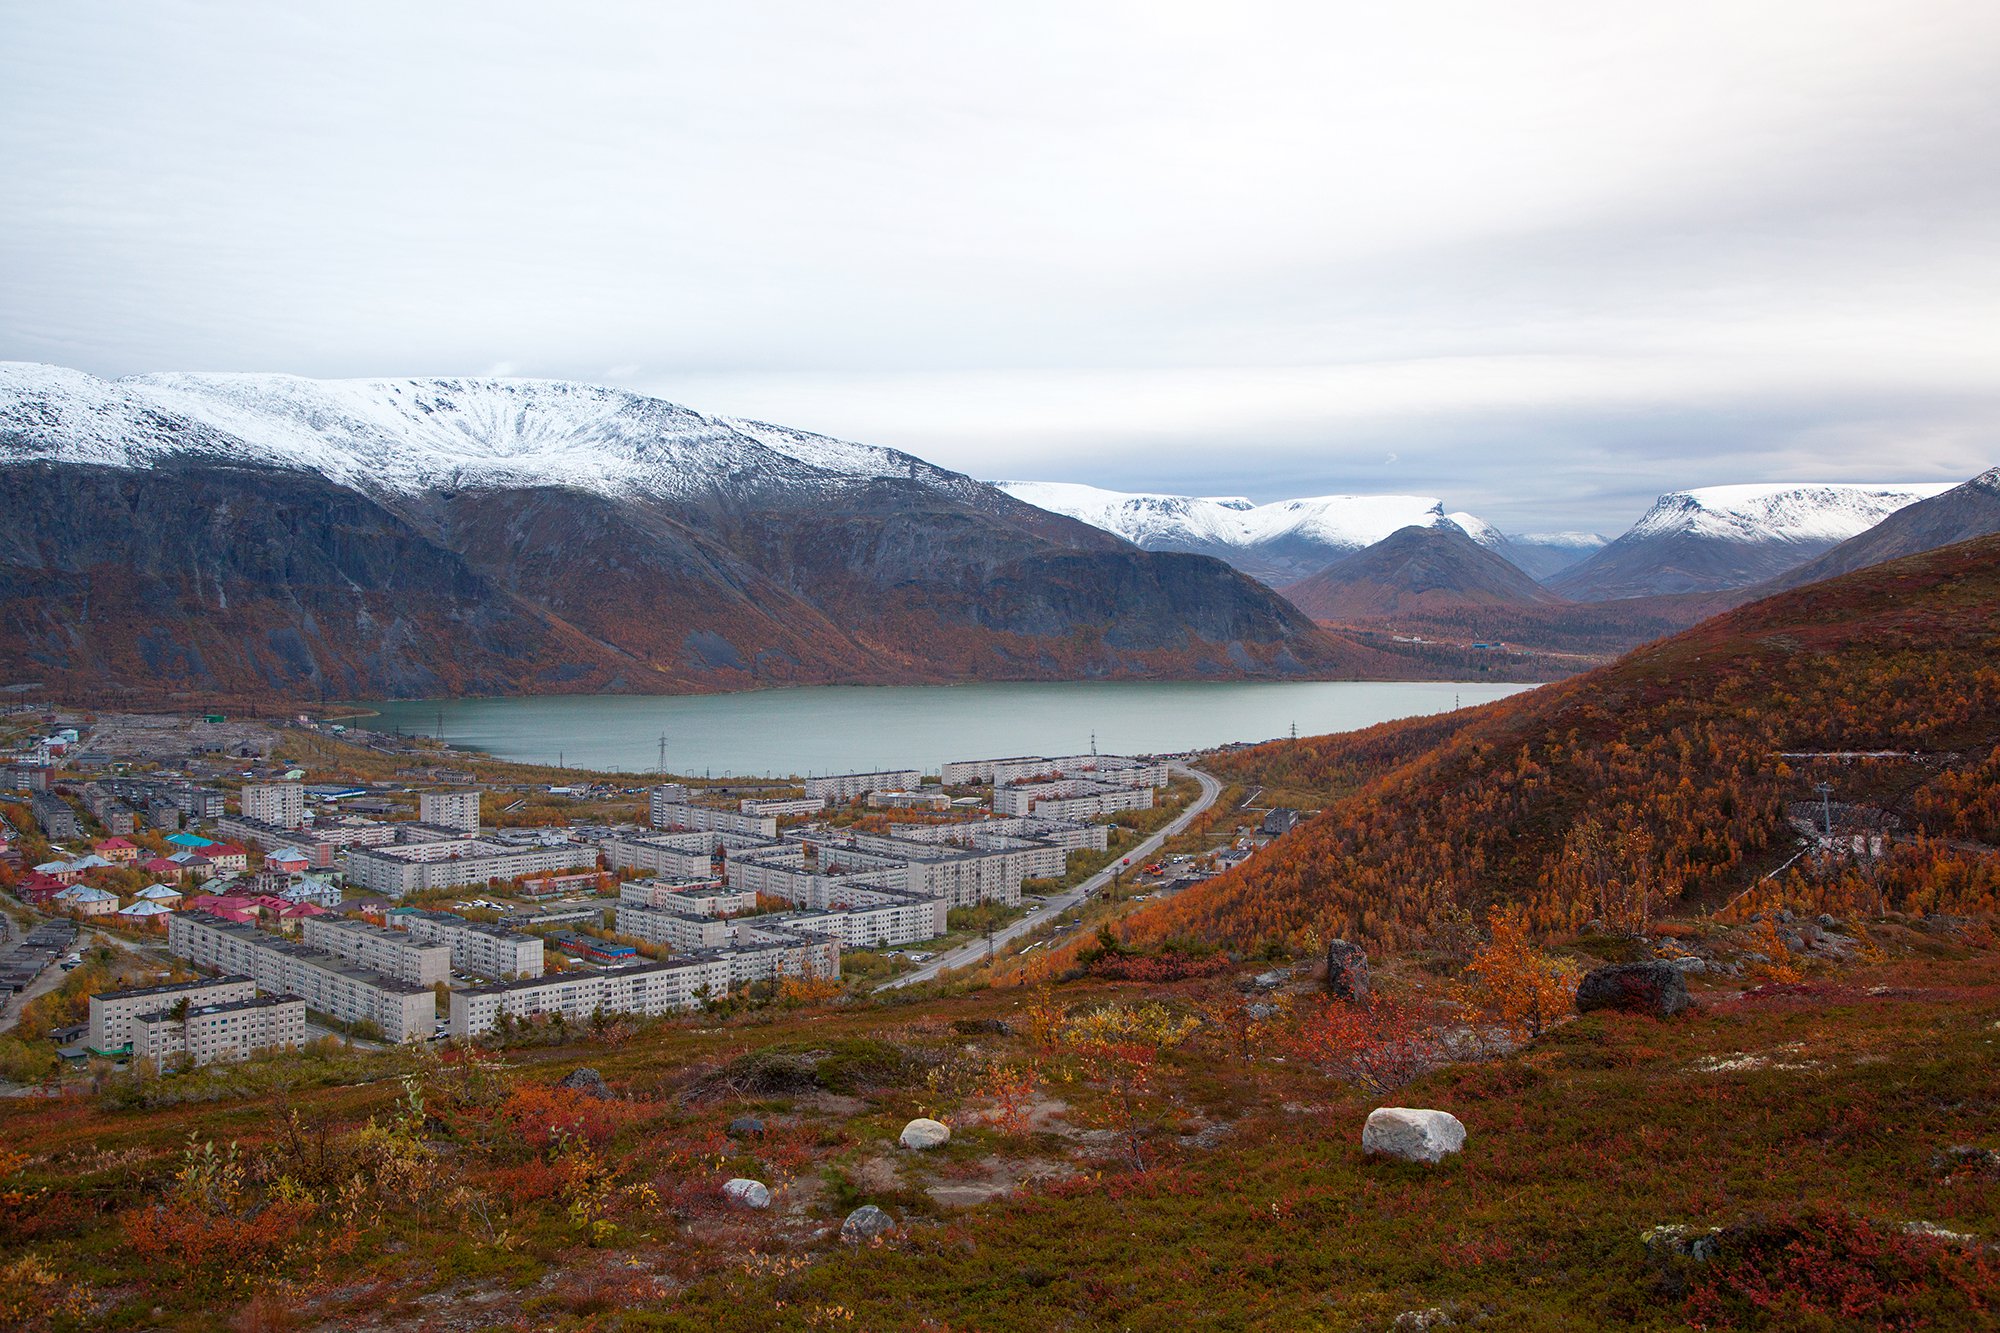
[0,363,1393,704]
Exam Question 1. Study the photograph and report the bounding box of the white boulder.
[899,1117,951,1150]
[721,1177,772,1209]
[1362,1107,1466,1164]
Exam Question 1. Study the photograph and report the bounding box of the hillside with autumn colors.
[1132,534,2000,953]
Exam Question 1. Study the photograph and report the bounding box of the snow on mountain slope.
[0,362,985,504]
[1626,483,1955,545]
[1552,481,1958,601]
[994,479,1489,584]
[1446,511,1503,546]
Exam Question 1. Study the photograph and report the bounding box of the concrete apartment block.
[239,783,306,830]
[88,975,256,1053]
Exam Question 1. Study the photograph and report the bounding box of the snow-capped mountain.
[0,362,1371,702]
[994,480,1487,585]
[0,362,986,505]
[1552,482,1955,600]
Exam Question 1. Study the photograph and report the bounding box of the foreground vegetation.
[2,907,1994,1331]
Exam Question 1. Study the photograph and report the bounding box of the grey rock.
[1776,908,1795,924]
[1818,913,1841,930]
[1930,1144,2000,1179]
[1251,968,1288,991]
[555,1067,612,1100]
[1246,1001,1280,1020]
[1391,1309,1455,1330]
[726,1115,766,1138]
[840,1204,895,1244]
[1665,956,1707,974]
[721,1178,771,1209]
[1576,961,1691,1019]
[1642,1223,1722,1265]
[899,1117,951,1150]
[1362,1107,1466,1164]
[1326,939,1370,1003]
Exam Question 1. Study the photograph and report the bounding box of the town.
[0,709,1280,1077]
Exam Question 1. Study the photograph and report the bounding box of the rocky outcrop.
[722,1178,772,1209]
[840,1204,895,1244]
[899,1118,951,1150]
[555,1067,613,1099]
[1576,962,1692,1019]
[1326,940,1370,1003]
[1362,1108,1466,1164]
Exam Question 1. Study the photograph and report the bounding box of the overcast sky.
[3,2,1996,531]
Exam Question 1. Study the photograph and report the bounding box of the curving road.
[877,764,1223,990]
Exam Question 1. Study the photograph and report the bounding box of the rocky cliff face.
[0,364,1387,703]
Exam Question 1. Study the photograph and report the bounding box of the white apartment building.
[775,896,947,949]
[648,796,778,838]
[867,790,950,810]
[418,789,482,834]
[343,838,599,898]
[939,755,1045,786]
[166,912,436,1042]
[993,779,1154,819]
[603,830,771,879]
[802,770,923,804]
[739,795,829,817]
[239,782,306,830]
[613,900,740,951]
[88,975,256,1053]
[301,916,452,987]
[447,955,735,1038]
[131,995,307,1068]
[395,909,544,979]
[616,877,746,911]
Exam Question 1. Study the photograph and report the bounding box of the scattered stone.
[726,1115,766,1138]
[555,1067,612,1100]
[1576,961,1691,1019]
[1585,918,1607,934]
[1246,1001,1280,1021]
[1818,913,1841,930]
[1641,1223,1722,1265]
[1776,908,1795,924]
[1251,968,1289,991]
[1390,1308,1455,1330]
[1326,939,1370,1003]
[1362,1107,1466,1164]
[721,1178,771,1210]
[899,1117,951,1150]
[1902,1220,1981,1246]
[1930,1145,2000,1179]
[840,1204,895,1244]
[1664,956,1707,974]
[950,1017,1013,1037]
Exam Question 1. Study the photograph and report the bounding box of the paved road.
[878,764,1224,990]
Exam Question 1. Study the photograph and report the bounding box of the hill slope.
[0,364,1384,703]
[1551,482,1952,600]
[1754,466,2000,594]
[1137,535,2000,952]
[1281,523,1561,622]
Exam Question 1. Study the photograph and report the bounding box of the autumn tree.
[1458,905,1581,1040]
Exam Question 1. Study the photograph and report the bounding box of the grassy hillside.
[2,922,1995,1331]
[1139,535,2000,954]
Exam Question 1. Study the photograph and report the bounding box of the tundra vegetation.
[0,906,1994,1332]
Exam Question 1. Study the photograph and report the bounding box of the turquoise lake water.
[359,680,1531,778]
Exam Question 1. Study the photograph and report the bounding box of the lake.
[357,680,1531,778]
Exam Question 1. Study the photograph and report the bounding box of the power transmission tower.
[657,733,669,776]
[1290,720,1298,742]
[435,707,444,739]
[1090,731,1097,757]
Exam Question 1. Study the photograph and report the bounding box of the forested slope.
[1140,535,2000,952]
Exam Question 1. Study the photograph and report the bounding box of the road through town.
[877,765,1223,990]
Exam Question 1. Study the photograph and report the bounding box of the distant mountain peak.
[1553,479,1956,600]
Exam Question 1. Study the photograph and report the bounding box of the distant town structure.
[239,782,306,830]
[418,789,482,834]
[803,770,923,804]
